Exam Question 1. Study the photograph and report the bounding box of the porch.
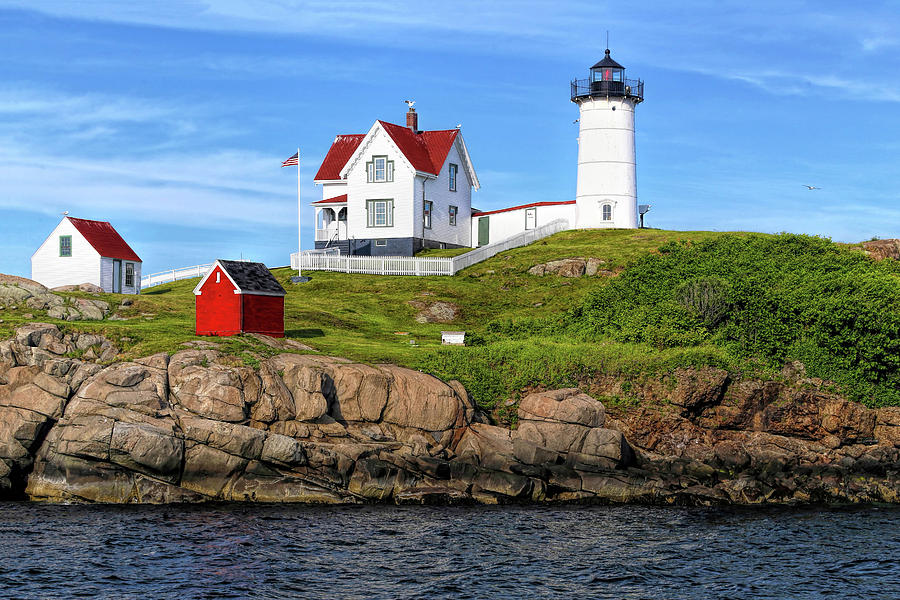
[315,204,348,243]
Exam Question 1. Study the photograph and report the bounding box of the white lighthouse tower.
[571,49,644,229]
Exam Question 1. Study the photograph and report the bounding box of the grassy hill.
[2,229,897,413]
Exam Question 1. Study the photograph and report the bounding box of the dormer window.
[367,155,394,182]
[449,163,458,192]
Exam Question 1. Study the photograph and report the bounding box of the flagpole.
[297,146,302,278]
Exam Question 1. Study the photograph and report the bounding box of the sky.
[1,1,899,277]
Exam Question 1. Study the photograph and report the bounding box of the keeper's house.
[31,216,142,294]
[193,260,286,338]
[312,106,480,256]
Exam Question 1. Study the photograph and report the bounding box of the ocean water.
[0,503,897,599]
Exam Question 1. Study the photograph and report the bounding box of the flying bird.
[456,123,462,129]
[404,100,415,108]
[802,185,821,190]
[573,118,580,124]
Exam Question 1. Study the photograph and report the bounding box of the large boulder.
[861,239,900,261]
[380,365,468,432]
[266,355,331,421]
[168,351,248,422]
[408,300,460,323]
[875,407,900,447]
[527,258,612,278]
[0,277,108,320]
[670,367,729,413]
[701,383,876,445]
[326,362,391,422]
[528,258,586,277]
[518,388,606,427]
[0,274,48,295]
[514,389,633,467]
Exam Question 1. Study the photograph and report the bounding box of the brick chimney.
[406,107,418,132]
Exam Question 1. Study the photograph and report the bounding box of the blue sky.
[1,1,899,277]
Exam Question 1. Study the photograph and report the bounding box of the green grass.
[414,247,472,258]
[1,228,887,410]
[2,229,724,361]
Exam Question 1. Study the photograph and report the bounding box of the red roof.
[312,194,348,205]
[378,121,458,176]
[67,217,141,261]
[314,123,459,180]
[314,134,365,180]
[472,200,576,217]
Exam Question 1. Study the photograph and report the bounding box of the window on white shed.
[59,235,72,257]
[125,263,134,287]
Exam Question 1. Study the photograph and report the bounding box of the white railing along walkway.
[140,259,256,289]
[141,263,213,289]
[451,219,570,273]
[288,219,570,277]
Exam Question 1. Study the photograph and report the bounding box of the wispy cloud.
[0,85,319,233]
[671,64,900,103]
[1,0,587,41]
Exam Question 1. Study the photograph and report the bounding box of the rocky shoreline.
[1,323,898,505]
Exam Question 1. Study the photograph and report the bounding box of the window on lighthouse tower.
[602,204,613,221]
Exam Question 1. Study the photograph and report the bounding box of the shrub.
[468,233,900,407]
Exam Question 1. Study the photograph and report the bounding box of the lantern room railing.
[571,77,644,102]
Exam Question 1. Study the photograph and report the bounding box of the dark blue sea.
[0,503,897,599]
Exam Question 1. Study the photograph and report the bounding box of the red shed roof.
[312,194,348,205]
[314,123,460,181]
[67,217,141,261]
[314,134,365,180]
[472,200,576,217]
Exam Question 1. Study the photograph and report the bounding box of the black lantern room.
[571,48,643,102]
[591,49,625,94]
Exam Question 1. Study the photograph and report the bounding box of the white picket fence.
[141,263,213,289]
[289,247,341,270]
[288,219,570,277]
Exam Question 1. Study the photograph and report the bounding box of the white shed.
[31,217,143,294]
[441,331,466,345]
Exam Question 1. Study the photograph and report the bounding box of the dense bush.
[421,234,900,408]
[566,234,900,406]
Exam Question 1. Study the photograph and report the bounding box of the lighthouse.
[571,49,644,229]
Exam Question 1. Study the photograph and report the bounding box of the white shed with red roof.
[31,217,142,294]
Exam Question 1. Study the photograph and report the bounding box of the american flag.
[281,151,299,167]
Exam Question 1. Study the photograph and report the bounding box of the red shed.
[193,260,287,337]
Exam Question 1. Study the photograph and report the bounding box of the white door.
[112,260,122,293]
[525,208,536,230]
